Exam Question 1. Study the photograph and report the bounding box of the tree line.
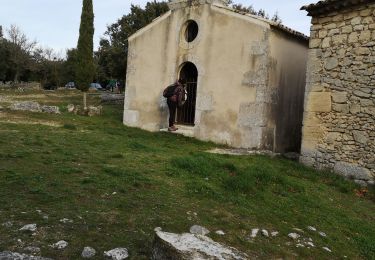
[0,1,281,89]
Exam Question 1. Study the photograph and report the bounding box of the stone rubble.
[0,251,51,260]
[41,105,60,114]
[104,248,129,260]
[10,101,41,112]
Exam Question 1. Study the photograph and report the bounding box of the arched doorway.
[177,62,198,125]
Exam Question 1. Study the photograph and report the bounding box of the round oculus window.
[184,20,199,42]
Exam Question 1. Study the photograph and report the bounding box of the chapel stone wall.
[301,4,375,185]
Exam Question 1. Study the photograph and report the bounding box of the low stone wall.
[301,4,375,185]
[0,82,41,90]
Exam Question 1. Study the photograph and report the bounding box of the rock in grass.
[319,231,327,237]
[88,106,102,117]
[154,227,162,232]
[59,218,73,224]
[2,221,13,228]
[104,248,129,260]
[261,229,269,237]
[51,240,68,250]
[250,228,259,238]
[24,246,41,255]
[81,247,96,258]
[288,233,300,240]
[20,224,37,232]
[189,225,210,236]
[41,105,60,114]
[322,247,332,252]
[10,101,41,112]
[152,231,248,260]
[293,228,304,233]
[271,231,279,237]
[0,251,51,259]
[67,104,75,113]
[306,242,315,247]
[307,226,317,231]
[215,230,225,235]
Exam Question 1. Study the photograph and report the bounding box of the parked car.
[65,82,75,89]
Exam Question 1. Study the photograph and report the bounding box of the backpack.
[163,83,178,98]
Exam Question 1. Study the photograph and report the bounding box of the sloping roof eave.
[301,0,375,16]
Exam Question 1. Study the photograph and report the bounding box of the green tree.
[96,1,169,83]
[76,0,94,110]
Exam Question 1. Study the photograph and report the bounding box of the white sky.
[0,0,314,55]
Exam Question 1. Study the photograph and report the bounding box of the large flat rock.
[0,251,52,260]
[152,231,248,260]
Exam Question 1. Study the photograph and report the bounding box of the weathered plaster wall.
[300,4,375,185]
[124,2,308,151]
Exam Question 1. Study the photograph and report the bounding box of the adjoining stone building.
[300,0,375,185]
[124,0,308,153]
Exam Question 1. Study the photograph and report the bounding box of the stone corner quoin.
[301,2,375,185]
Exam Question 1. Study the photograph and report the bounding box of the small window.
[185,20,199,42]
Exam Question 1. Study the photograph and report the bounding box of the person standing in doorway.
[166,78,186,132]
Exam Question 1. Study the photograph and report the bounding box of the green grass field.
[0,89,374,259]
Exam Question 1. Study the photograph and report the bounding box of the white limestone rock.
[67,104,75,113]
[215,230,225,235]
[250,228,259,238]
[288,233,300,240]
[189,225,210,236]
[81,246,96,258]
[261,229,269,237]
[104,248,129,260]
[20,224,37,232]
[51,240,68,250]
[0,251,51,259]
[323,247,332,252]
[271,231,279,237]
[307,226,316,231]
[59,218,73,224]
[152,231,248,260]
[10,101,41,112]
[319,231,327,237]
[41,105,60,114]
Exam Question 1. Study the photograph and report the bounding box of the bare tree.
[6,24,37,82]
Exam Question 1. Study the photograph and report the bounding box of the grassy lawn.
[0,89,374,259]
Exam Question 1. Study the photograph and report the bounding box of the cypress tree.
[76,0,94,110]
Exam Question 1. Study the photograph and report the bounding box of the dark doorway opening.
[177,62,198,125]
